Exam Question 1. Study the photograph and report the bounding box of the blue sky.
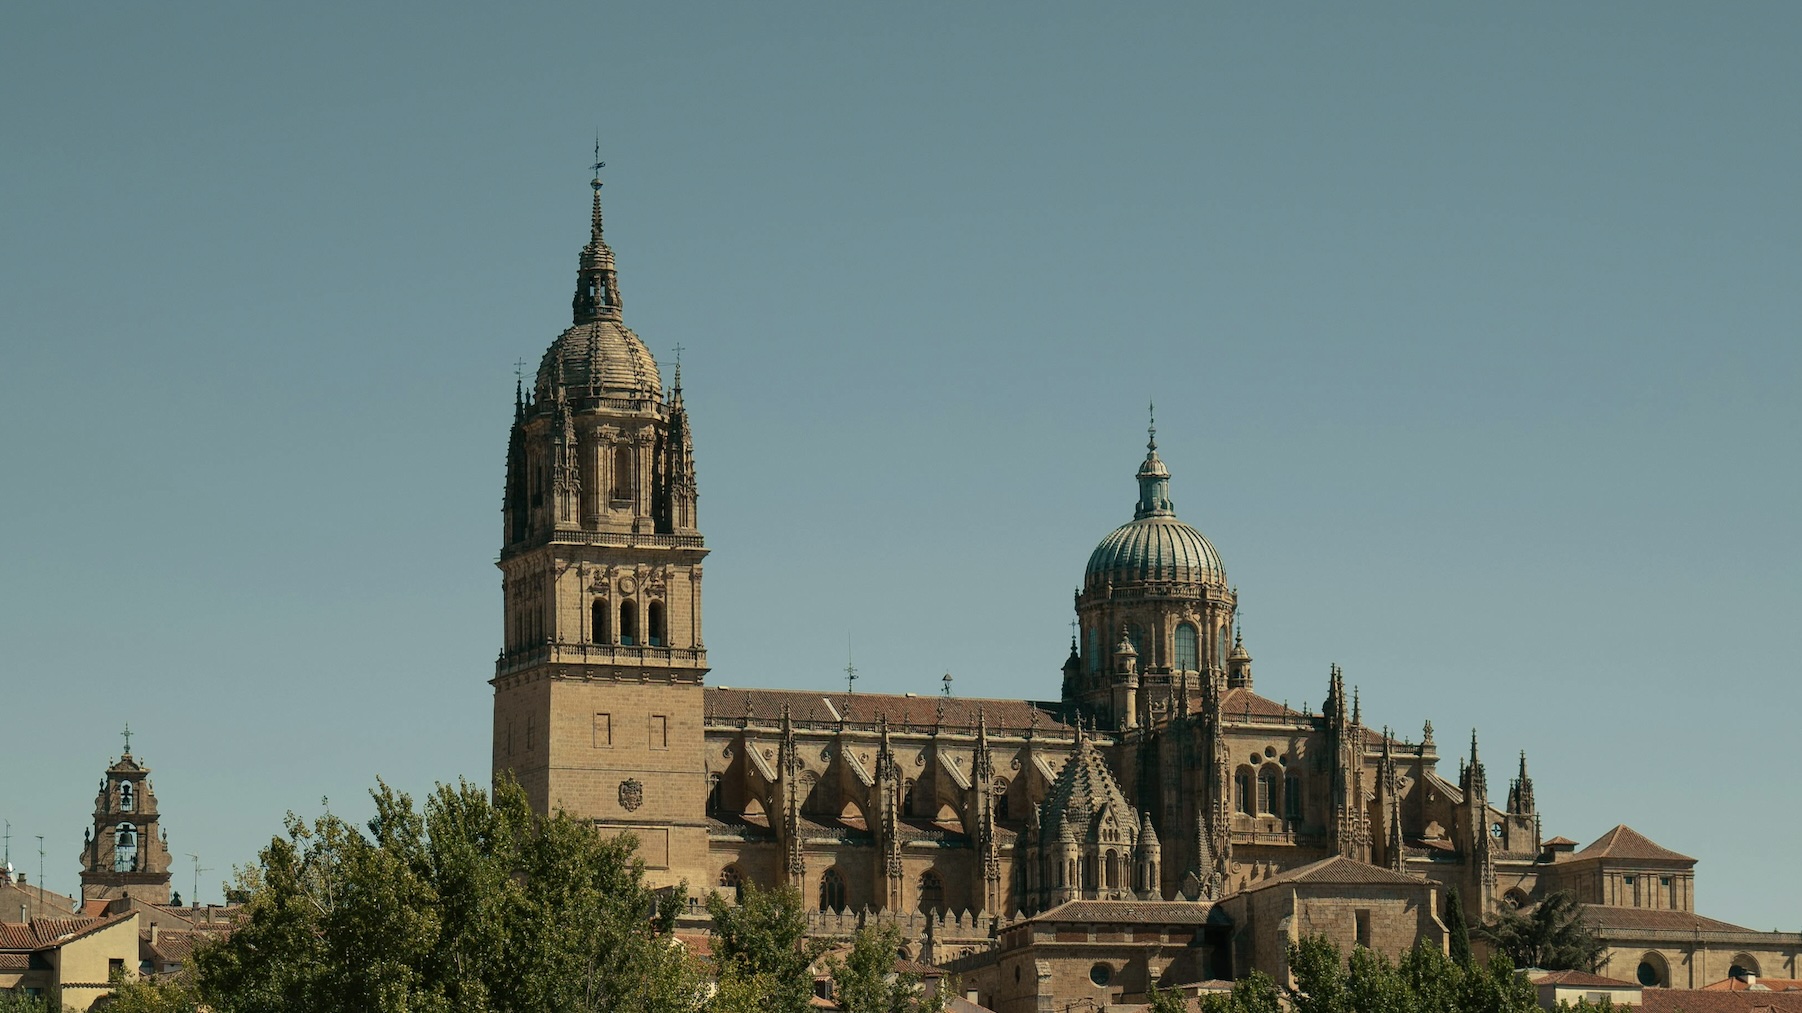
[3,4,1798,931]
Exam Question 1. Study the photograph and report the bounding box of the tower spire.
[572,145,622,325]
[1133,409,1175,519]
[590,138,607,243]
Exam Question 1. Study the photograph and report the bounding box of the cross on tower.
[122,723,132,755]
[514,358,528,384]
[845,658,858,695]
[591,136,605,179]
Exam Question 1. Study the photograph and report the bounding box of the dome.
[536,319,661,397]
[1084,424,1226,589]
[1085,514,1225,589]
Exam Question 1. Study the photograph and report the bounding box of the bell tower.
[492,159,708,890]
[78,727,172,904]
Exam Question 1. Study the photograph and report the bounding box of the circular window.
[1264,745,1277,758]
[1249,753,1261,765]
[1637,961,1662,987]
[1090,963,1113,987]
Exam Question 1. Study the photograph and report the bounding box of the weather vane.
[122,722,132,755]
[592,135,605,179]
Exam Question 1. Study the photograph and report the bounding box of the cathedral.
[489,168,1801,1009]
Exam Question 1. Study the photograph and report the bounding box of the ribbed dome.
[537,320,661,396]
[1085,515,1225,589]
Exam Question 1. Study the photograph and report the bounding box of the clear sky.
[3,4,1797,931]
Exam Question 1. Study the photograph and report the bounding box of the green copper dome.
[1083,426,1226,590]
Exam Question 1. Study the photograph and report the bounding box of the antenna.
[187,854,211,908]
[35,836,45,919]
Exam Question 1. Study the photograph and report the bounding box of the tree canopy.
[1477,891,1605,973]
[1201,935,1541,1013]
[187,777,702,1013]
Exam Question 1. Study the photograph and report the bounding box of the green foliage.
[1477,891,1605,973]
[106,968,202,1013]
[1147,980,1193,1013]
[190,776,702,1013]
[1560,999,1618,1012]
[1205,934,1538,1013]
[826,921,946,1013]
[0,990,60,1013]
[705,882,827,1013]
[1198,971,1283,1013]
[1446,887,1473,969]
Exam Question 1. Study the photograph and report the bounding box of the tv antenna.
[35,836,45,919]
[187,854,211,908]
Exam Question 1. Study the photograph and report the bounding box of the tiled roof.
[1027,900,1218,925]
[0,953,27,971]
[1544,836,1580,847]
[1580,905,1753,934]
[1040,736,1139,845]
[146,930,204,965]
[1220,689,1294,721]
[1244,856,1428,891]
[0,914,132,951]
[80,900,110,918]
[1641,990,1802,1013]
[1707,979,1802,993]
[1533,970,1638,987]
[1574,825,1696,864]
[704,688,1074,734]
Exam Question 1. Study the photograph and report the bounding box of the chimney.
[150,923,159,946]
[1746,974,1757,989]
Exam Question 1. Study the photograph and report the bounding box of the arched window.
[1636,953,1668,988]
[820,868,847,912]
[706,774,722,815]
[591,599,610,643]
[1730,955,1760,981]
[1086,628,1100,673]
[1235,769,1253,815]
[1105,850,1120,889]
[619,601,637,646]
[118,781,134,812]
[902,781,917,818]
[1174,624,1199,672]
[113,823,138,873]
[1285,773,1302,821]
[611,445,633,501]
[1258,767,1279,815]
[647,601,665,647]
[917,870,943,913]
[719,865,743,902]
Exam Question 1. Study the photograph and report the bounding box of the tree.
[1477,891,1605,972]
[706,882,827,1013]
[190,776,703,1013]
[1204,934,1540,1013]
[1147,980,1194,1013]
[0,991,58,1013]
[1446,887,1474,969]
[106,967,202,1013]
[826,921,946,1013]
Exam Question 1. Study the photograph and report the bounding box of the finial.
[122,723,132,756]
[672,342,684,392]
[1147,400,1157,451]
[1422,719,1434,744]
[588,139,607,241]
[844,647,858,696]
[1469,728,1480,765]
[1351,686,1361,725]
[941,671,954,697]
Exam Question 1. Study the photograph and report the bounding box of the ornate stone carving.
[619,778,643,812]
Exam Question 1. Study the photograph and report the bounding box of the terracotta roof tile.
[1641,990,1802,1013]
[1574,825,1696,864]
[1026,900,1218,925]
[1244,856,1427,891]
[1707,979,1802,993]
[1533,970,1638,987]
[1220,689,1294,721]
[1581,905,1753,934]
[1544,836,1580,847]
[705,688,1074,734]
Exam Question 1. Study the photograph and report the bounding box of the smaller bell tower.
[79,726,172,905]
